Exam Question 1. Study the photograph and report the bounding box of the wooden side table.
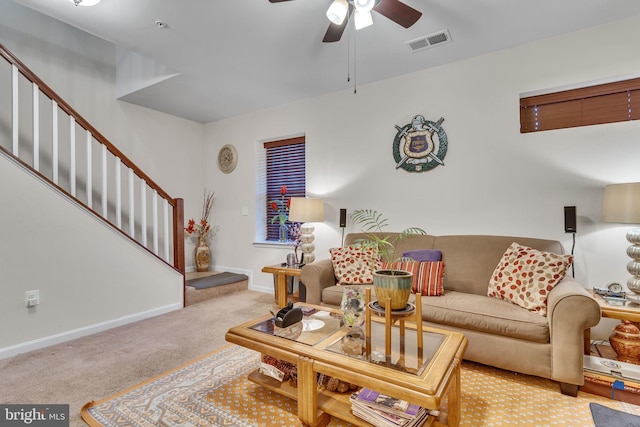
[591,291,640,323]
[587,290,640,354]
[262,264,301,308]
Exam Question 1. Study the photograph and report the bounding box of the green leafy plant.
[350,209,426,274]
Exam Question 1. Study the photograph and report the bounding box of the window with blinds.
[264,136,306,242]
[520,77,640,133]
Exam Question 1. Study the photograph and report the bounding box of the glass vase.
[278,223,288,242]
[340,286,366,328]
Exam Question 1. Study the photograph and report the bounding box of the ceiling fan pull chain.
[347,23,351,83]
[353,27,357,94]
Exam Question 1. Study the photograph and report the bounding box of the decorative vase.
[278,223,288,242]
[610,320,640,365]
[195,238,211,272]
[340,286,366,328]
[373,269,413,310]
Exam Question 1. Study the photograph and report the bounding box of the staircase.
[0,43,187,358]
[0,42,185,280]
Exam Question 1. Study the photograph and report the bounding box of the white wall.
[204,16,640,339]
[0,153,183,357]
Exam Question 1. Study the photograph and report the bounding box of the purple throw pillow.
[403,249,442,262]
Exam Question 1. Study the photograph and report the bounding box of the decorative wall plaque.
[392,115,447,172]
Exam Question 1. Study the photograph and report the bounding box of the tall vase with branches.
[185,190,219,271]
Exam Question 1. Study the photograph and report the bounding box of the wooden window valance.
[520,78,640,133]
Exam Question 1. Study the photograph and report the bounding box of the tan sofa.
[300,233,601,396]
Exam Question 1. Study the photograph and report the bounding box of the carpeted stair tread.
[186,272,248,289]
[185,272,249,306]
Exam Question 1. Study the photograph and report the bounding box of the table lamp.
[601,182,640,293]
[288,197,325,264]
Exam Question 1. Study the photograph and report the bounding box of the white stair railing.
[0,43,185,279]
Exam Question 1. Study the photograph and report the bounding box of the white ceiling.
[11,0,640,123]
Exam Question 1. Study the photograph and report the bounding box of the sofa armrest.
[546,277,601,385]
[300,259,336,305]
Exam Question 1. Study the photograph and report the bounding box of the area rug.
[82,344,640,426]
[590,402,640,426]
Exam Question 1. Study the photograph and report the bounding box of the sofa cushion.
[403,249,442,262]
[330,245,380,285]
[430,235,566,296]
[323,284,375,307]
[320,286,550,344]
[487,242,573,316]
[421,291,550,343]
[381,260,445,296]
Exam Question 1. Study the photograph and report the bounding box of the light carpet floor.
[0,290,276,427]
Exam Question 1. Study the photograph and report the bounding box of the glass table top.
[250,309,344,346]
[250,308,445,376]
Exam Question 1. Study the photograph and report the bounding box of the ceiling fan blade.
[323,21,348,43]
[268,0,294,2]
[323,5,353,43]
[373,0,422,28]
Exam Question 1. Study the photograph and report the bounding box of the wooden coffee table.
[225,303,467,427]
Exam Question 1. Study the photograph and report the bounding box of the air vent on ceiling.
[406,29,452,53]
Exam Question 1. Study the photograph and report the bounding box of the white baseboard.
[0,303,182,360]
[251,282,275,294]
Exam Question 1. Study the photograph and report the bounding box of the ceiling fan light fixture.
[353,0,376,12]
[326,0,349,25]
[69,0,102,6]
[354,9,373,30]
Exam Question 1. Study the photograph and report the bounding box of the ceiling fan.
[268,0,422,43]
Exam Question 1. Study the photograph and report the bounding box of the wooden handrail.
[0,42,185,280]
[0,43,175,205]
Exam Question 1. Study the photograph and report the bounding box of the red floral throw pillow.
[488,242,573,316]
[330,246,380,285]
[381,260,445,296]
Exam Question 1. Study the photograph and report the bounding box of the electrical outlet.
[25,290,39,307]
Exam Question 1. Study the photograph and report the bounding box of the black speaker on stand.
[564,206,576,277]
[339,209,347,245]
[564,206,577,233]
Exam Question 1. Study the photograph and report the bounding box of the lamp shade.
[602,182,640,224]
[354,9,373,30]
[326,0,349,25]
[288,197,325,223]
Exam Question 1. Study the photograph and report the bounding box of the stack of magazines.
[349,388,438,427]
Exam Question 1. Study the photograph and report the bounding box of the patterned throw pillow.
[381,260,445,296]
[330,246,380,285]
[487,242,573,316]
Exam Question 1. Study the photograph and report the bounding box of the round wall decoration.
[392,115,447,172]
[217,144,238,174]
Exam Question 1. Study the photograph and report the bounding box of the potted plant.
[351,209,426,310]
